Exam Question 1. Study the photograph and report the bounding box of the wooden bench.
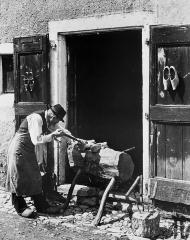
[62,142,141,226]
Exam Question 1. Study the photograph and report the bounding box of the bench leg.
[92,177,115,227]
[61,168,82,212]
[125,175,141,197]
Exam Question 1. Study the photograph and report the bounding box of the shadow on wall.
[0,94,15,188]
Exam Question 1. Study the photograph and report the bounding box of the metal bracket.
[145,113,149,120]
[50,40,57,49]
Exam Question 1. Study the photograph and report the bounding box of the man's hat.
[50,104,66,122]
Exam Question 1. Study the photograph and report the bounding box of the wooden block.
[131,211,160,238]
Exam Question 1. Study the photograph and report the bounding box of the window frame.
[2,54,14,93]
[0,43,14,94]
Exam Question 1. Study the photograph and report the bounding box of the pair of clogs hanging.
[163,66,179,90]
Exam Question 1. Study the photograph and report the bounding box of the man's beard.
[47,119,57,131]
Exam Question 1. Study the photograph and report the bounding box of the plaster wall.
[0,94,15,187]
[0,0,154,43]
[157,0,190,25]
[0,0,190,43]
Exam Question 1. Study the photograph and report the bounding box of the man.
[6,104,69,218]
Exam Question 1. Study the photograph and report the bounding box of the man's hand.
[53,129,64,138]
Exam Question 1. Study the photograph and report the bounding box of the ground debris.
[0,188,190,239]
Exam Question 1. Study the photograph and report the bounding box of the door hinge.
[145,113,149,120]
[145,38,151,46]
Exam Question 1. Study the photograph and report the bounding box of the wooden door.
[150,26,190,206]
[14,35,49,128]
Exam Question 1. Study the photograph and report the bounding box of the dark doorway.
[67,29,142,174]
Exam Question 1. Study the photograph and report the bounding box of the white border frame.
[49,12,156,189]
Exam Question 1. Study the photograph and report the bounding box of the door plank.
[150,177,190,205]
[15,103,46,115]
[156,124,166,177]
[151,26,190,44]
[150,122,156,177]
[183,125,190,181]
[166,124,183,179]
[150,105,190,122]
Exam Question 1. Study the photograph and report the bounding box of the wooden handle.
[63,133,84,143]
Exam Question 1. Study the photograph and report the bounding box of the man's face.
[47,109,60,127]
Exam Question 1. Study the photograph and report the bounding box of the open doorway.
[66,29,142,175]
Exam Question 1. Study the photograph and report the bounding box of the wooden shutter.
[150,26,190,205]
[14,35,49,129]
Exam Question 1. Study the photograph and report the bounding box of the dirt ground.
[1,187,190,240]
[0,211,113,240]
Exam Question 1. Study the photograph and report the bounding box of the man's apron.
[6,132,42,196]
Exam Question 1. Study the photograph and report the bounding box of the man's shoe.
[163,66,171,90]
[170,66,179,90]
[19,208,36,218]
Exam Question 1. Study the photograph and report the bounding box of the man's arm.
[27,113,62,145]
